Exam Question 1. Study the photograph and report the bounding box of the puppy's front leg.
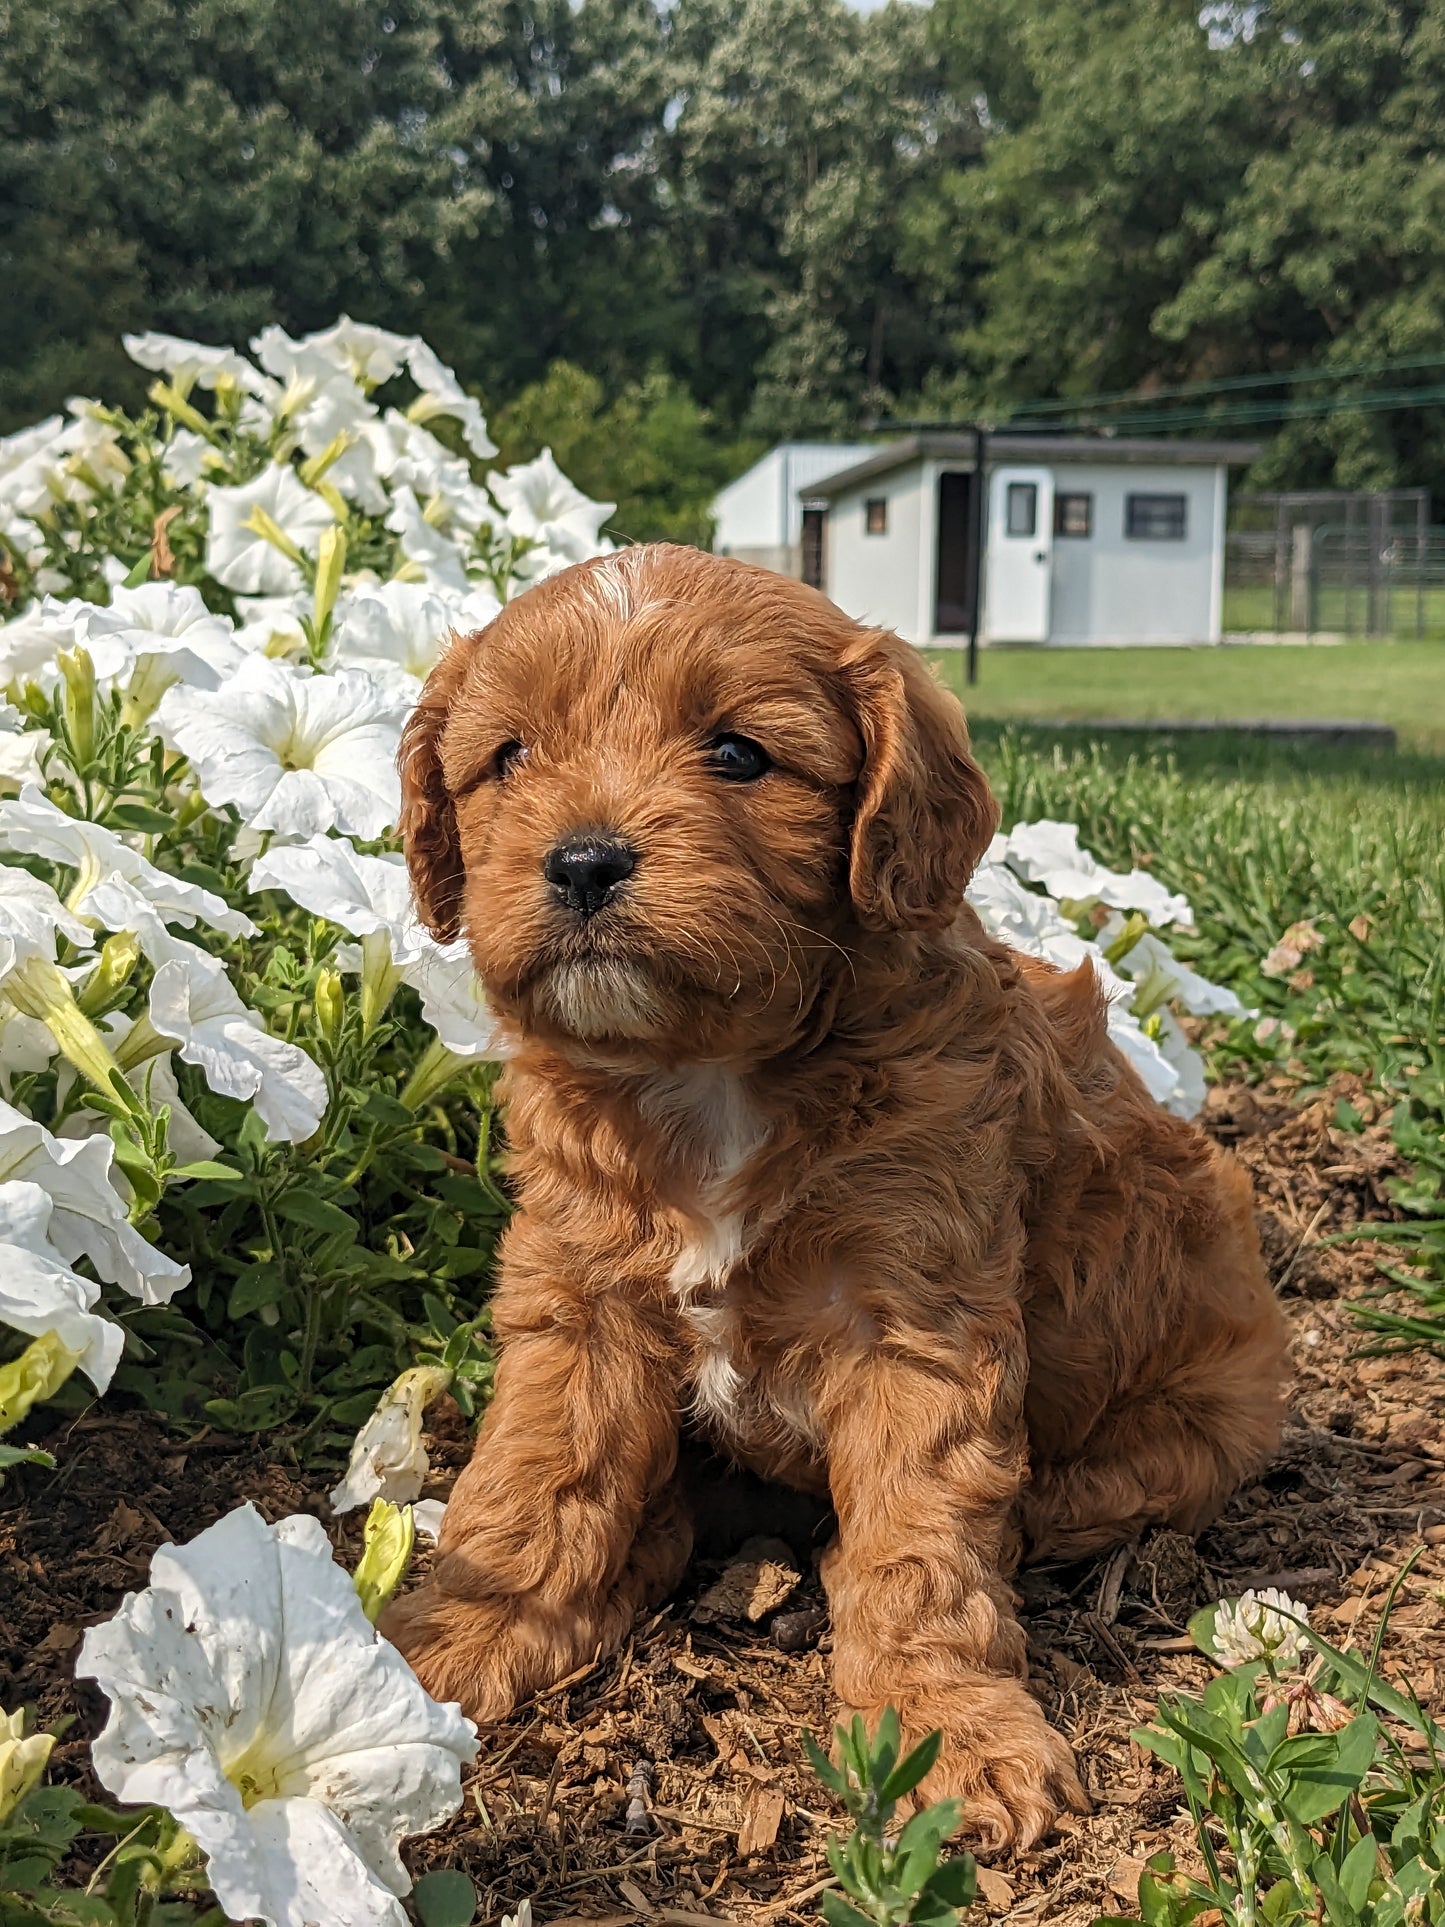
[819,1331,1087,1851]
[382,1275,685,1722]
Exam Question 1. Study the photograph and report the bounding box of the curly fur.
[383,544,1287,1850]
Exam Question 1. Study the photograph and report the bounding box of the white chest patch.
[637,1067,772,1440]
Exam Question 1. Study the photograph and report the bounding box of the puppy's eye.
[705,733,770,782]
[491,740,527,780]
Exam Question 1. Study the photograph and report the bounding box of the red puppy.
[384,544,1286,1848]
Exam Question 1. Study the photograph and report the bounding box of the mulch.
[3,1072,1443,1927]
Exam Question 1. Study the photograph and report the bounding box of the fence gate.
[1225,488,1438,638]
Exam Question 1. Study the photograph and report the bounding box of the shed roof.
[803,430,1263,500]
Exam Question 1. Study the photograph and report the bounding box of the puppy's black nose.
[543,835,637,917]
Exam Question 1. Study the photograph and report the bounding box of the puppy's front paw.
[847,1683,1089,1853]
[380,1582,532,1723]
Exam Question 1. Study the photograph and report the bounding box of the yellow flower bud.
[311,526,347,638]
[78,931,142,1017]
[315,966,345,1053]
[241,506,305,567]
[6,957,131,1098]
[352,1500,416,1624]
[0,1708,54,1823]
[57,645,98,767]
[0,1331,81,1435]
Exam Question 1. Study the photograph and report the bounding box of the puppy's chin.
[537,956,670,1042]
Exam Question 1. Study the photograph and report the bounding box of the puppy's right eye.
[491,740,527,779]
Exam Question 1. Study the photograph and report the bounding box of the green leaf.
[104,801,175,835]
[919,1852,976,1907]
[411,1871,477,1927]
[276,1191,359,1239]
[169,1159,244,1183]
[819,1895,873,1927]
[1338,1831,1379,1912]
[121,552,151,588]
[1278,1715,1379,1827]
[879,1729,943,1805]
[227,1263,286,1320]
[803,1731,847,1798]
[0,1442,55,1471]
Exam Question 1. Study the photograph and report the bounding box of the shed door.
[985,467,1054,642]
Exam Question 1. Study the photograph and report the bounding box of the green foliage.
[490,361,763,548]
[0,1762,214,1927]
[804,1710,976,1927]
[0,665,503,1454]
[974,723,1445,1356]
[1092,1589,1445,1927]
[411,1869,478,1927]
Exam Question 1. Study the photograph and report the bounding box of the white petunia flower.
[205,465,336,596]
[81,583,243,694]
[328,581,498,684]
[123,332,265,394]
[1103,921,1245,1019]
[161,428,212,489]
[0,785,256,938]
[82,877,327,1146]
[0,1178,125,1391]
[383,485,471,592]
[1212,1588,1311,1668]
[405,343,496,460]
[0,863,94,964]
[487,447,614,565]
[156,658,408,840]
[232,594,309,658]
[256,319,415,393]
[330,1366,452,1514]
[148,944,327,1144]
[994,819,1194,928]
[247,836,501,1056]
[76,1504,478,1927]
[0,1098,188,1304]
[0,596,91,688]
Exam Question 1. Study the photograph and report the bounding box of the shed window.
[1125,492,1187,540]
[1054,492,1093,538]
[1005,482,1038,537]
[864,497,888,535]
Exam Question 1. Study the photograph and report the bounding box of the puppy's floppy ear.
[398,629,477,943]
[843,633,999,932]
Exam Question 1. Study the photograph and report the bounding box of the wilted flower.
[330,1365,453,1514]
[205,463,336,596]
[77,1504,478,1927]
[0,1707,54,1822]
[1261,919,1324,978]
[155,657,408,840]
[1213,1588,1311,1668]
[0,1099,188,1304]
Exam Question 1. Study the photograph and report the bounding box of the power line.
[1004,349,1445,418]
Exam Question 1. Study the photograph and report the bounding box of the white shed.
[712,441,875,578]
[800,431,1261,647]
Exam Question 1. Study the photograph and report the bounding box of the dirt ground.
[3,1073,1443,1927]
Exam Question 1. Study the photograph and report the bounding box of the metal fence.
[1223,488,1444,638]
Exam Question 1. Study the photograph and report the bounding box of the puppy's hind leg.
[1021,1281,1288,1563]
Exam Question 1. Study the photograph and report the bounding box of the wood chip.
[694,1539,802,1626]
[975,1868,1016,1911]
[1108,1856,1148,1901]
[736,1787,786,1856]
[618,1878,655,1916]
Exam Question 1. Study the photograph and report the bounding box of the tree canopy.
[5,0,1445,519]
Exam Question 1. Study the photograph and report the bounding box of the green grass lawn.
[925,639,1445,753]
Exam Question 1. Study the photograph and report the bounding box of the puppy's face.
[401,546,997,1061]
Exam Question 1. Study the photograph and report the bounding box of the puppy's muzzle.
[544,834,638,918]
